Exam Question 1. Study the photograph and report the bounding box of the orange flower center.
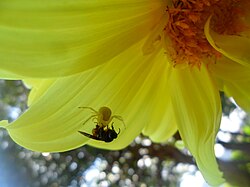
[165,0,247,68]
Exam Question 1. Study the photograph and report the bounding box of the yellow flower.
[0,0,249,186]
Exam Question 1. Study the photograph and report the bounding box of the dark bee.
[78,122,120,142]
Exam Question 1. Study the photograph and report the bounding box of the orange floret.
[165,0,247,68]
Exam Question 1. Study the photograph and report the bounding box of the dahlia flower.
[0,0,249,185]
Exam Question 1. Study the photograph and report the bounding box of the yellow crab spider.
[78,106,126,129]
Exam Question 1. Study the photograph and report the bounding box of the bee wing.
[78,131,102,141]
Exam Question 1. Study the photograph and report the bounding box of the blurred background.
[0,80,249,187]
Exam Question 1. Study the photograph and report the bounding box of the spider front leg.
[78,107,98,114]
[111,115,126,129]
[78,107,99,126]
[81,114,97,126]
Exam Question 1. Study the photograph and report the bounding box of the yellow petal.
[223,80,250,112]
[142,66,177,143]
[23,79,56,106]
[143,107,177,143]
[1,39,167,152]
[210,56,250,82]
[169,65,224,186]
[0,69,25,80]
[0,120,9,128]
[205,17,250,68]
[210,57,250,112]
[0,0,165,78]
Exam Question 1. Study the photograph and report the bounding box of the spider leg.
[78,107,98,114]
[92,117,98,123]
[78,131,102,141]
[81,115,97,126]
[111,115,126,128]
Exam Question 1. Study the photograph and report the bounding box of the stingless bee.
[78,122,120,142]
[78,106,125,142]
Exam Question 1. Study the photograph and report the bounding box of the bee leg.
[110,122,120,134]
[117,128,121,135]
[110,122,114,129]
